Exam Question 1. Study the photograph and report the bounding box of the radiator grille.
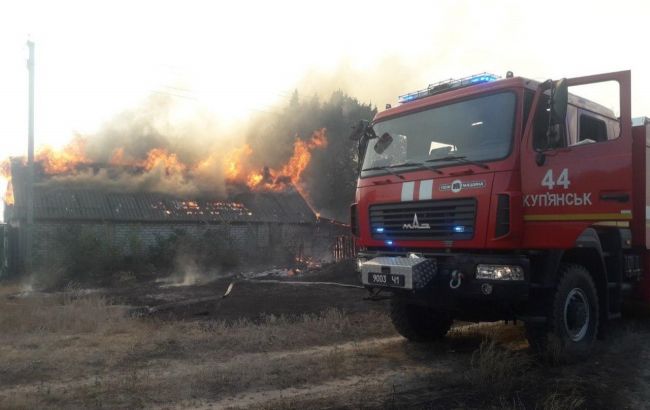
[370,198,477,241]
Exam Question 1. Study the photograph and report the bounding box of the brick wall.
[8,219,351,275]
[29,221,319,265]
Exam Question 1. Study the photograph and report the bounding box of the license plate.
[367,272,405,288]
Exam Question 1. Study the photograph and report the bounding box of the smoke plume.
[10,92,331,205]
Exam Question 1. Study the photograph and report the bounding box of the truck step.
[528,283,555,290]
[608,312,622,320]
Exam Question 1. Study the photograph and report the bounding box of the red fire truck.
[351,70,649,353]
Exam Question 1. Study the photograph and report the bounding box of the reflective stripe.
[593,221,630,227]
[524,213,633,221]
[419,180,433,200]
[401,181,415,202]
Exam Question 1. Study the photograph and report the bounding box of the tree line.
[246,90,377,222]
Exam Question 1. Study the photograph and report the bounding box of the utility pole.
[25,40,35,276]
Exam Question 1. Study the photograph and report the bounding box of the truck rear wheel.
[526,263,599,356]
[390,299,452,342]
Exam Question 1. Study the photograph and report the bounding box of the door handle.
[599,192,630,203]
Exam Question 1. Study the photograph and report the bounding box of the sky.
[1,0,649,176]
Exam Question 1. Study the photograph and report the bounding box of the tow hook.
[449,270,463,289]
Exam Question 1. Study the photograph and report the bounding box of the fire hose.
[250,279,364,289]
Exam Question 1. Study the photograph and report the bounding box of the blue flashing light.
[385,240,394,246]
[470,74,498,84]
[398,91,426,104]
[375,227,385,233]
[398,72,500,104]
[453,225,465,233]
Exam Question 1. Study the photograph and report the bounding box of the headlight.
[476,264,524,281]
[356,258,368,272]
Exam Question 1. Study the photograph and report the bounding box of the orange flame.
[0,159,10,179]
[1,139,91,206]
[247,171,264,187]
[215,128,328,215]
[110,146,188,175]
[4,180,14,206]
[35,136,90,174]
[1,128,328,211]
[242,128,328,192]
[1,158,13,205]
[140,148,187,175]
[110,147,126,165]
[276,128,327,187]
[224,144,253,181]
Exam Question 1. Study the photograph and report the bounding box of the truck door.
[520,71,633,248]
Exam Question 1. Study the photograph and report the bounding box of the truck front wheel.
[526,263,599,356]
[390,299,452,342]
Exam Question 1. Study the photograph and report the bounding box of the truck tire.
[526,263,599,356]
[390,299,452,342]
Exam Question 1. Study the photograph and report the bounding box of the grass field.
[1,278,650,409]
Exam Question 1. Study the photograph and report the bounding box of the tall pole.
[26,40,35,275]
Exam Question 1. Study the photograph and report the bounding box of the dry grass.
[539,389,586,410]
[465,329,591,410]
[0,284,131,336]
[1,283,646,409]
[468,338,531,390]
[408,323,594,410]
[0,283,396,409]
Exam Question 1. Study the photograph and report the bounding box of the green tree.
[247,90,376,221]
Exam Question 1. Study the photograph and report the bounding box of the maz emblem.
[402,213,430,230]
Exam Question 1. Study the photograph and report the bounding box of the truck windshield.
[361,92,516,176]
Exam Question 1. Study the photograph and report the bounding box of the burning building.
[1,128,351,277]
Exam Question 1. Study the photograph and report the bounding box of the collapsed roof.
[6,162,316,224]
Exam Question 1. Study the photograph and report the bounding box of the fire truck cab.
[351,70,649,353]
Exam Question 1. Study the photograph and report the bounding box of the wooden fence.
[332,235,356,262]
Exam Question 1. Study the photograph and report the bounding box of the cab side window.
[525,87,621,150]
[579,114,607,142]
[574,110,620,145]
[568,80,621,145]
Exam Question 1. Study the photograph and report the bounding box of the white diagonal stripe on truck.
[401,181,415,202]
[419,179,433,200]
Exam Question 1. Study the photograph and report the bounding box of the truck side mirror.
[350,120,377,175]
[544,78,568,150]
[551,78,568,124]
[373,133,393,154]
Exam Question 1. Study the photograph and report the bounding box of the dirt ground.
[2,261,650,409]
[108,261,380,322]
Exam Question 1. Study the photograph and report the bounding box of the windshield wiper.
[361,165,406,179]
[389,161,444,175]
[362,161,445,178]
[426,155,489,170]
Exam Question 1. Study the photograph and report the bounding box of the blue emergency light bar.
[398,72,500,104]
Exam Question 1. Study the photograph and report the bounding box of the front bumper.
[358,251,530,303]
